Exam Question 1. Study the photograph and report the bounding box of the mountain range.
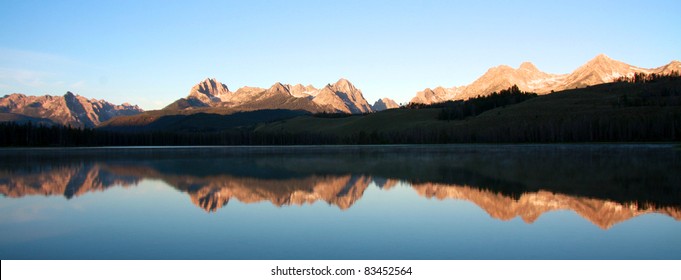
[1,54,678,128]
[165,77,397,114]
[411,54,681,104]
[0,91,143,128]
[0,78,400,128]
[100,78,403,130]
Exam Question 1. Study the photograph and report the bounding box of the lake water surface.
[1,145,679,259]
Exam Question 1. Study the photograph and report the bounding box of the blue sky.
[1,0,680,109]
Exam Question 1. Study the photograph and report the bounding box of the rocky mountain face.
[371,97,400,111]
[287,84,319,98]
[411,86,464,104]
[0,92,143,128]
[412,54,681,104]
[166,78,373,114]
[311,79,373,114]
[187,77,231,105]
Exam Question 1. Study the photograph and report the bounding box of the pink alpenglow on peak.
[0,92,143,128]
[410,54,680,104]
[168,77,374,114]
[371,98,399,111]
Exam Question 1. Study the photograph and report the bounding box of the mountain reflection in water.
[1,145,680,230]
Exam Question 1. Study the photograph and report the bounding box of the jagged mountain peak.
[584,53,623,67]
[188,77,231,105]
[287,83,319,98]
[594,53,611,59]
[333,78,356,91]
[268,82,292,95]
[563,54,642,89]
[371,97,399,112]
[592,53,614,61]
[519,61,539,72]
[310,78,372,114]
[490,64,515,72]
[577,54,641,76]
[193,77,229,94]
[654,60,681,75]
[411,86,464,104]
[336,77,351,84]
[198,77,215,85]
[665,60,681,69]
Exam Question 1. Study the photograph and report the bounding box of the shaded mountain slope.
[100,109,309,132]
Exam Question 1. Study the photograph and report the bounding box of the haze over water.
[0,145,679,259]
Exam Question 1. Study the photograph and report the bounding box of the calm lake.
[1,145,679,259]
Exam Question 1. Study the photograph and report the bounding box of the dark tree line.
[404,85,538,120]
[614,71,680,84]
[312,112,373,118]
[2,111,679,147]
[613,72,681,107]
[0,122,338,147]
[339,112,680,144]
[312,112,355,118]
